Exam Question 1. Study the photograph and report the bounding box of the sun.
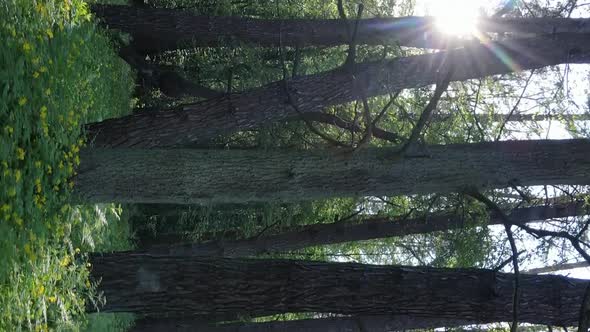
[427,0,481,36]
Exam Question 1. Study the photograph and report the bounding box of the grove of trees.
[78,0,590,331]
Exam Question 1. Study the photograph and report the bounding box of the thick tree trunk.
[143,201,588,256]
[74,139,590,204]
[90,254,588,326]
[85,35,590,148]
[90,5,590,53]
[131,315,477,332]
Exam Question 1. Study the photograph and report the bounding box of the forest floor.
[0,0,136,330]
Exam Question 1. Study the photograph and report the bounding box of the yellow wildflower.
[18,97,27,106]
[14,169,21,182]
[33,71,40,79]
[22,42,31,53]
[46,29,53,39]
[36,284,45,296]
[60,255,71,267]
[16,148,25,160]
[40,106,47,120]
[48,296,57,303]
[46,165,52,175]
[75,248,80,254]
[40,66,47,73]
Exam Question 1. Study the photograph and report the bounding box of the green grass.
[0,0,135,330]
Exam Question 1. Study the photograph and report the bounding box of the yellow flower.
[46,29,53,39]
[18,97,27,106]
[75,248,80,254]
[22,42,31,53]
[46,165,52,175]
[60,255,71,267]
[16,148,25,160]
[33,71,40,79]
[14,169,21,182]
[48,296,57,303]
[40,106,47,120]
[36,284,45,296]
[40,66,48,73]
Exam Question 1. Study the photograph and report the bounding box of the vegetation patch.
[0,0,134,329]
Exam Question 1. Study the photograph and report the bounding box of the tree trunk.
[131,315,478,332]
[90,5,590,53]
[74,139,590,204]
[90,254,588,326]
[142,201,588,256]
[525,261,590,274]
[427,112,590,123]
[85,35,590,148]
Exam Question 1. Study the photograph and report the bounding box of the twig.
[399,69,453,154]
[510,182,533,204]
[494,250,526,272]
[495,70,534,141]
[298,112,402,143]
[465,190,520,332]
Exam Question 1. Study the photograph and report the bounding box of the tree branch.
[465,190,520,332]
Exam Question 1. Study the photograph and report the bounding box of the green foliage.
[0,0,134,329]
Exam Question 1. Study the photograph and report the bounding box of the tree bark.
[90,5,590,53]
[142,201,588,257]
[85,35,590,148]
[525,261,590,274]
[427,112,590,123]
[131,315,478,332]
[74,139,590,205]
[90,254,588,326]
